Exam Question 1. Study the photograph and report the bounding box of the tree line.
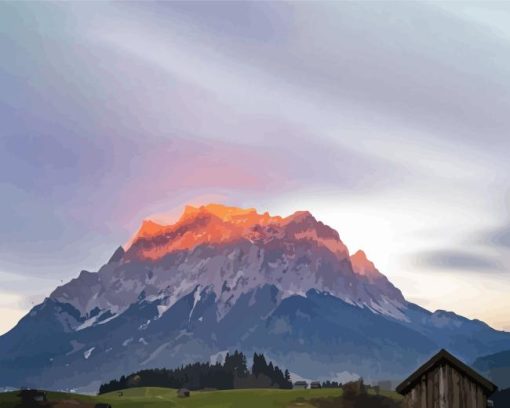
[98,350,292,394]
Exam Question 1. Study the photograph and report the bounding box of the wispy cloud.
[411,249,504,272]
[482,224,510,248]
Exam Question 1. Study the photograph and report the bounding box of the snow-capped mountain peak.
[50,204,405,323]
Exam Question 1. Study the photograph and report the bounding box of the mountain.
[473,349,510,389]
[50,204,406,323]
[1,204,509,392]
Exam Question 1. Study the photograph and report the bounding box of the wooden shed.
[396,349,497,408]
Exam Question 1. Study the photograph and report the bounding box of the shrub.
[342,379,367,399]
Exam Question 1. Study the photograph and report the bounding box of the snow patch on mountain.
[138,320,151,330]
[189,286,202,322]
[367,296,409,322]
[83,347,95,360]
[97,313,119,326]
[76,316,100,331]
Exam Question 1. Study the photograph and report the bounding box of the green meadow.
[0,387,402,408]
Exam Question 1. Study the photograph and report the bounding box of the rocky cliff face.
[50,204,407,324]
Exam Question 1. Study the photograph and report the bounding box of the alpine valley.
[1,204,509,392]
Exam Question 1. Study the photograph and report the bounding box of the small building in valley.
[17,389,47,404]
[293,381,308,389]
[310,381,322,389]
[177,388,191,398]
[396,349,497,408]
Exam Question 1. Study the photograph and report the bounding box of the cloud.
[411,249,503,272]
[482,225,510,248]
[109,1,510,150]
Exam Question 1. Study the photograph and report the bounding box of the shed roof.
[396,349,497,396]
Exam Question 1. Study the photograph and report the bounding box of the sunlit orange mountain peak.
[130,204,264,247]
[136,219,166,239]
[183,204,256,220]
[124,203,346,261]
[179,204,282,226]
[350,249,380,279]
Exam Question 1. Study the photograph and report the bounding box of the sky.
[2,1,510,335]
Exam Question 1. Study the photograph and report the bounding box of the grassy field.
[0,387,402,408]
[104,387,342,408]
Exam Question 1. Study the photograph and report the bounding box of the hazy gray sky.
[2,1,510,334]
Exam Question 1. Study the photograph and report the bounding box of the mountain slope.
[473,349,510,389]
[1,204,509,391]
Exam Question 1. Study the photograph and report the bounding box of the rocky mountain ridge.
[50,204,407,324]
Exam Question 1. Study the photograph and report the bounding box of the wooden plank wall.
[402,362,488,408]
